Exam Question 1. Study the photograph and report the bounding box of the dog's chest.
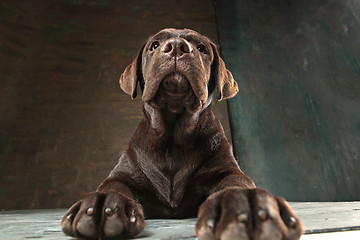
[139,147,197,209]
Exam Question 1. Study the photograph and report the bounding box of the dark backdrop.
[0,0,231,210]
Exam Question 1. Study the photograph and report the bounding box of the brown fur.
[61,28,303,240]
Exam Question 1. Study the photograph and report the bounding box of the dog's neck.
[164,109,181,127]
[143,102,206,147]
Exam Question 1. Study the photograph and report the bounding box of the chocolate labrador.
[61,28,303,240]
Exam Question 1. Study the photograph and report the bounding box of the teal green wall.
[216,0,360,201]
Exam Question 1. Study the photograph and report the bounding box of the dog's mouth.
[159,73,191,97]
[149,72,201,113]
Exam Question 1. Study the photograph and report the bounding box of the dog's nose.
[161,38,193,58]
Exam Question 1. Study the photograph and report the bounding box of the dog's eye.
[150,41,160,51]
[197,43,206,53]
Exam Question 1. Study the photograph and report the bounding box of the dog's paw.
[195,188,303,240]
[60,191,145,239]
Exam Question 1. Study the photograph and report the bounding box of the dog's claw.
[105,207,113,216]
[238,213,248,222]
[130,216,136,223]
[206,219,215,229]
[258,209,267,221]
[67,213,74,220]
[86,207,94,216]
[288,216,297,227]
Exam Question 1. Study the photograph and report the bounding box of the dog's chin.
[145,72,207,113]
[149,84,203,114]
[149,91,196,113]
[160,73,190,95]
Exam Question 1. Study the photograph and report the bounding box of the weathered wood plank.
[0,202,359,239]
[293,202,360,234]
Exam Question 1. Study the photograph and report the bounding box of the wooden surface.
[1,202,359,239]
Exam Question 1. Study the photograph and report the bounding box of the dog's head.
[119,28,238,113]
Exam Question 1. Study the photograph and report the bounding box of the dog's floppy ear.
[210,43,239,101]
[119,44,145,99]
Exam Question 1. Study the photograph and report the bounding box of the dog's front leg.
[60,180,145,239]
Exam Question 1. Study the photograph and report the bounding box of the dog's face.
[120,28,238,113]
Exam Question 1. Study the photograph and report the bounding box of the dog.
[61,28,303,240]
